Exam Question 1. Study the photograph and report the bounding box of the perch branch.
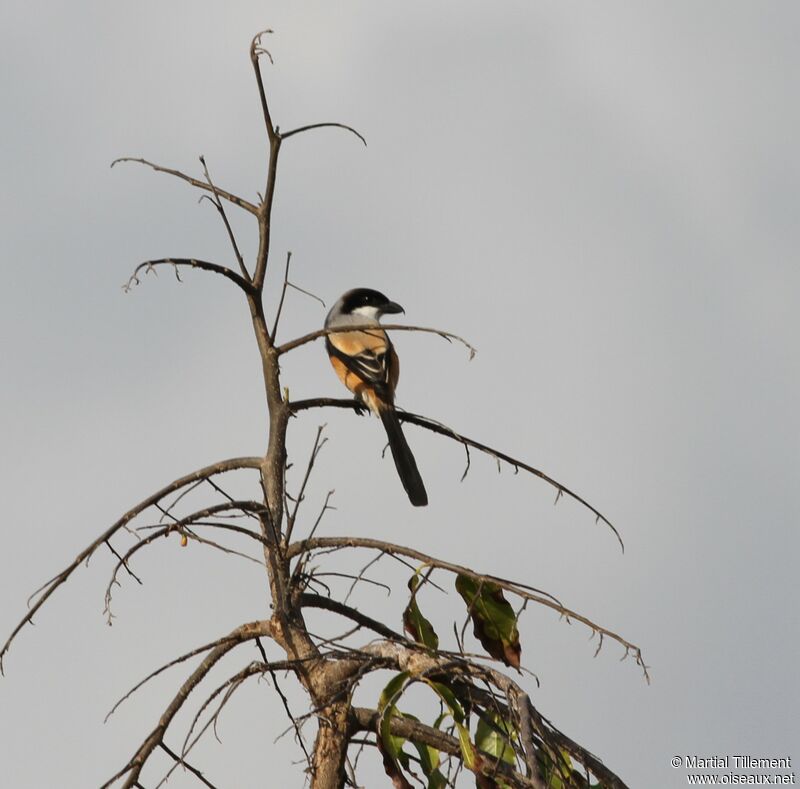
[289,399,624,552]
[277,324,476,358]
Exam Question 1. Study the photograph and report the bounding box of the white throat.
[351,305,382,320]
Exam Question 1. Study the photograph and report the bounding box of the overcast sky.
[1,3,798,788]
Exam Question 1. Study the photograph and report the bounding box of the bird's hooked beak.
[382,301,405,315]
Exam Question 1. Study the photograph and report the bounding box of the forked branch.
[102,620,274,789]
[199,155,251,281]
[0,456,261,673]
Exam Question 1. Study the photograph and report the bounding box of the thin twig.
[106,634,240,722]
[158,742,219,789]
[281,122,367,146]
[104,501,268,621]
[111,157,258,214]
[104,540,142,586]
[250,30,276,142]
[200,155,251,281]
[270,250,293,341]
[285,425,327,545]
[122,258,254,295]
[265,663,313,770]
[343,551,386,605]
[315,571,391,596]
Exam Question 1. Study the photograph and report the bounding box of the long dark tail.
[379,407,428,507]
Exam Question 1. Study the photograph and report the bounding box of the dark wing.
[326,337,392,391]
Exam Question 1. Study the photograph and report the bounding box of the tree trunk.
[310,701,351,789]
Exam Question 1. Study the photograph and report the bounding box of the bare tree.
[1,32,647,789]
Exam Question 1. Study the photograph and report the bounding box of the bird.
[325,288,428,507]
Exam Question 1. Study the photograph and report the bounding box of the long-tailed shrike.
[325,288,428,506]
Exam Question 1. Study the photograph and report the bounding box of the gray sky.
[1,2,798,787]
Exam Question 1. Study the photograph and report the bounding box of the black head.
[336,288,404,317]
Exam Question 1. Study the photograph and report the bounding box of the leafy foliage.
[377,673,447,789]
[403,571,440,649]
[456,574,522,668]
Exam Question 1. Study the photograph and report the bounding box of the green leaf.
[403,714,448,789]
[377,673,414,788]
[403,572,440,649]
[455,721,479,771]
[377,723,413,789]
[426,681,465,723]
[475,713,516,766]
[536,747,605,789]
[379,671,410,712]
[455,574,522,668]
[423,681,481,777]
[475,713,517,789]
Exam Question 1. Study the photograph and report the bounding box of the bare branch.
[102,621,273,789]
[343,550,386,604]
[199,155,251,281]
[401,411,624,552]
[285,425,327,545]
[111,157,258,214]
[277,324,477,358]
[270,252,328,342]
[154,519,271,548]
[104,501,269,622]
[298,593,406,642]
[249,30,277,143]
[180,655,323,770]
[270,250,293,341]
[281,122,367,146]
[289,398,624,552]
[106,633,245,722]
[287,536,647,677]
[264,662,313,771]
[104,540,142,586]
[158,743,219,789]
[122,258,254,295]
[180,662,265,760]
[1,457,261,674]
